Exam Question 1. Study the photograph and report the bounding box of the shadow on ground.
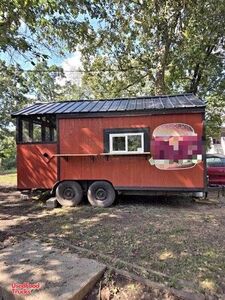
[0,190,225,297]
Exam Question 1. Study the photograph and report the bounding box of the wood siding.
[59,113,204,189]
[17,144,57,189]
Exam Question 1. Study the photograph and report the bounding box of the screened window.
[109,133,144,154]
[22,120,32,142]
[18,116,57,143]
[33,123,42,142]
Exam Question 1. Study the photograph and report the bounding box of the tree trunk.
[155,61,166,95]
[188,46,214,94]
[155,66,166,95]
[189,63,202,94]
[154,42,169,95]
[154,0,170,95]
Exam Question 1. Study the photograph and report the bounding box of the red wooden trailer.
[12,93,206,207]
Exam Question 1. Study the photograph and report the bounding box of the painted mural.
[151,123,202,170]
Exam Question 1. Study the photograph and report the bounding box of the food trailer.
[12,93,206,207]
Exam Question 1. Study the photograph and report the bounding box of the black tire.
[56,181,83,207]
[87,181,116,207]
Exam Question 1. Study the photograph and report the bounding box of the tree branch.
[115,72,149,95]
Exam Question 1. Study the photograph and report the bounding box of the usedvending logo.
[11,282,41,295]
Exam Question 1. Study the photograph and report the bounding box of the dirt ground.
[0,187,225,299]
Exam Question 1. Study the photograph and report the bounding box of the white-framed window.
[109,132,144,154]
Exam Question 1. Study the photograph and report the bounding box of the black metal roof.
[12,93,205,117]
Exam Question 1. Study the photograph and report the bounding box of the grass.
[0,168,16,175]
[24,195,225,294]
[1,191,225,295]
[0,172,17,185]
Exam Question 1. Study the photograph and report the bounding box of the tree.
[75,0,225,143]
[0,61,29,131]
[0,0,92,62]
[2,1,224,100]
[0,60,66,167]
[1,0,225,151]
[0,135,16,170]
[27,61,65,102]
[0,61,30,166]
[79,0,224,97]
[59,81,91,100]
[0,1,92,168]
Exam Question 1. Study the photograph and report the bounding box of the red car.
[207,154,225,185]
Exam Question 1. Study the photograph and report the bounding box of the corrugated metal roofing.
[12,93,205,117]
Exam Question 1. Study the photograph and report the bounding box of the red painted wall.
[17,144,57,189]
[59,113,205,189]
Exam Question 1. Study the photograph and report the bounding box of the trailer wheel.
[87,181,116,207]
[56,181,83,207]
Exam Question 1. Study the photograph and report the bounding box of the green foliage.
[0,60,67,169]
[1,153,16,171]
[79,0,225,97]
[0,0,224,153]
[27,61,65,102]
[82,57,151,99]
[0,132,16,170]
[0,61,29,130]
[0,0,91,169]
[0,0,89,59]
[0,61,29,168]
[59,81,91,100]
[78,0,225,141]
[205,94,225,148]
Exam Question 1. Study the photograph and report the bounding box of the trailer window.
[18,116,57,143]
[110,133,144,154]
[104,128,149,154]
[22,120,32,142]
[33,123,42,142]
[112,136,126,152]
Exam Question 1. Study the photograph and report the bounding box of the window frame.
[16,116,57,144]
[109,132,144,154]
[104,127,150,154]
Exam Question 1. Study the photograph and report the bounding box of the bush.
[1,156,16,171]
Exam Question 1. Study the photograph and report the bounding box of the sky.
[0,14,100,79]
[55,51,82,86]
[0,14,102,87]
[0,49,83,86]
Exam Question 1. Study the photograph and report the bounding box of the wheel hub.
[63,187,75,200]
[95,188,107,200]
